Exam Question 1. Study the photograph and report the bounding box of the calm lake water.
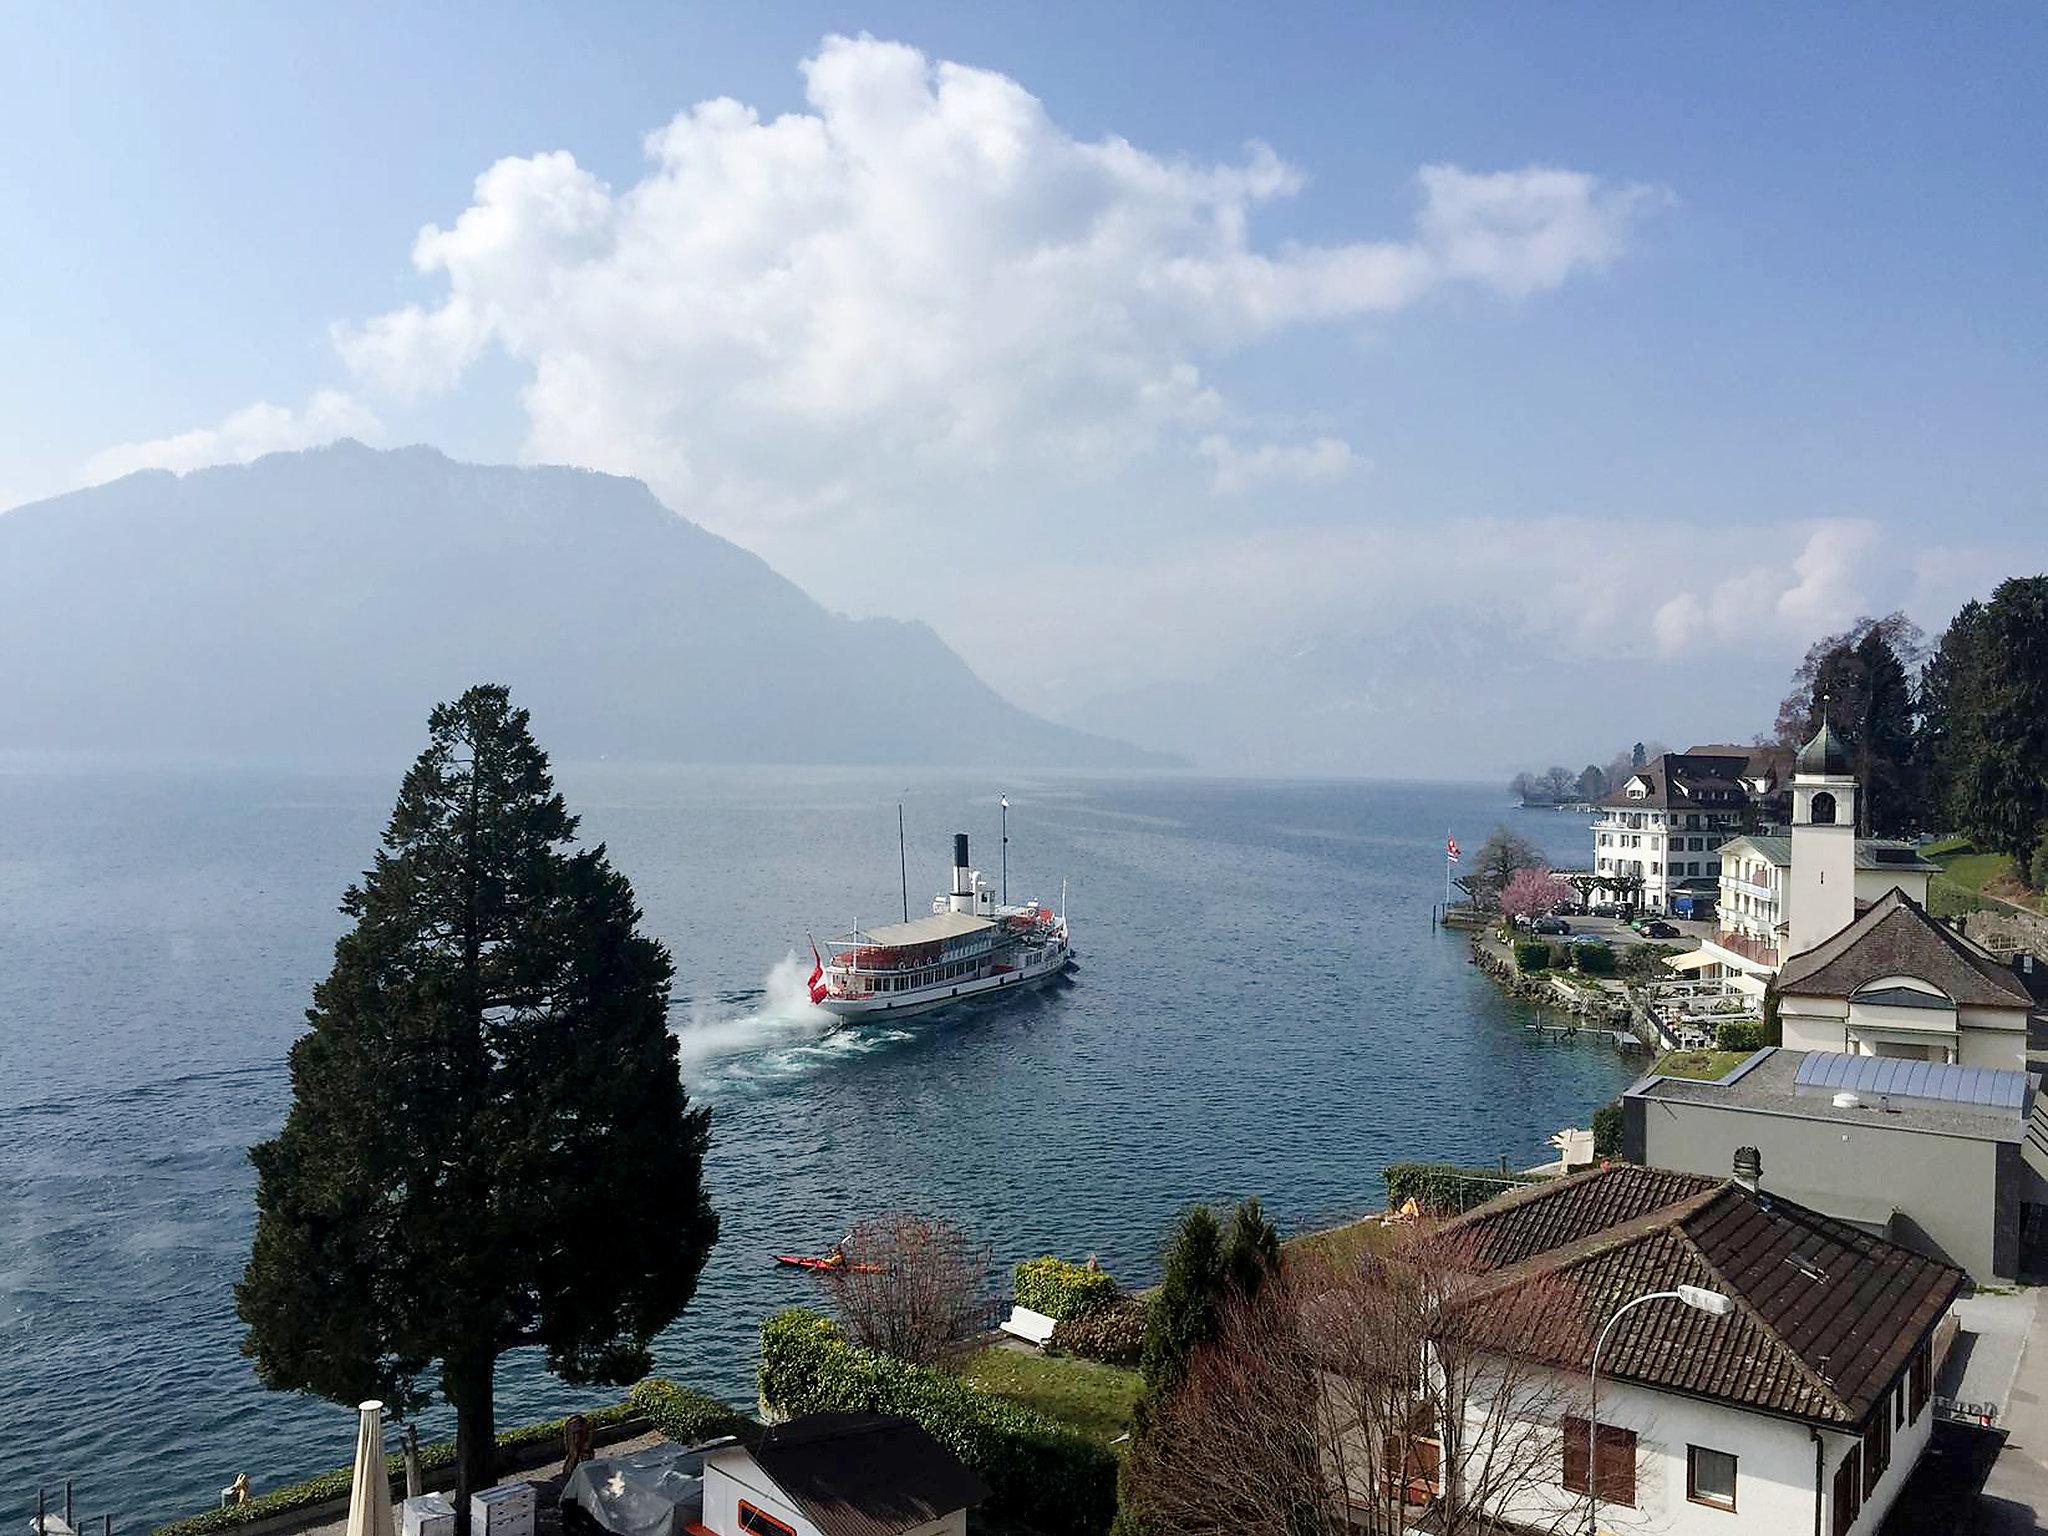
[0,765,1628,1524]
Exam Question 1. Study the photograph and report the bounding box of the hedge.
[1383,1161,1540,1216]
[1715,1018,1766,1052]
[627,1378,758,1446]
[1049,1299,1146,1367]
[759,1308,1117,1536]
[1572,943,1616,975]
[1013,1256,1120,1321]
[1512,939,1550,972]
[150,1388,716,1536]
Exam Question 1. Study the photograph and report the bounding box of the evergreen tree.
[1577,764,1607,801]
[1853,626,1920,834]
[1138,1199,1282,1404]
[1966,577,2048,881]
[238,685,717,1527]
[1793,630,1919,835]
[1918,600,1988,831]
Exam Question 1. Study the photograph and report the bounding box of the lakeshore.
[0,768,1634,1521]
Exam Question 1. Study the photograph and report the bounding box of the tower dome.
[1798,718,1852,776]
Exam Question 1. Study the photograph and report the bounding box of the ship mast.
[898,803,909,923]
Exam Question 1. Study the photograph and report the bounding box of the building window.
[1861,1411,1891,1496]
[738,1503,798,1536]
[1687,1445,1737,1512]
[1832,1446,1862,1536]
[1562,1416,1637,1506]
[1910,1341,1931,1418]
[1811,791,1837,825]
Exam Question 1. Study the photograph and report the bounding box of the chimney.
[1733,1146,1762,1192]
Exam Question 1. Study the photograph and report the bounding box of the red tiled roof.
[1437,1165,1964,1427]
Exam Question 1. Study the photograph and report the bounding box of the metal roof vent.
[1833,1091,1862,1110]
[1733,1146,1762,1191]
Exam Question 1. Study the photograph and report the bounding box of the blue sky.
[5,4,2045,771]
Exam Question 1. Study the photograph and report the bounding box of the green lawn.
[1921,836,2043,915]
[960,1347,1141,1444]
[1282,1212,1419,1270]
[1651,1049,1752,1082]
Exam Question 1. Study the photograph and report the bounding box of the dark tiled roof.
[750,1414,988,1536]
[1449,1166,1720,1270]
[1438,1165,1965,1427]
[1600,750,1783,811]
[1777,886,2036,1008]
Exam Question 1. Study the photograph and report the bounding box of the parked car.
[1532,917,1571,935]
[1571,934,1613,947]
[1590,903,1619,918]
[1641,921,1680,939]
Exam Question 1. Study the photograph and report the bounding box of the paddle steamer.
[807,832,1072,1018]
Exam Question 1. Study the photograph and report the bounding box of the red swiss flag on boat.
[806,939,830,1005]
[1446,833,1461,863]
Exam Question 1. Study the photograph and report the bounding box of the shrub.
[759,1308,1117,1536]
[1014,1256,1121,1320]
[1382,1162,1539,1216]
[1052,1298,1147,1367]
[1591,1099,1624,1159]
[1572,943,1615,976]
[150,1400,648,1536]
[1512,939,1550,972]
[628,1378,756,1446]
[1715,1018,1766,1052]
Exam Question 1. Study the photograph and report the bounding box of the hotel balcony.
[1712,929,1781,969]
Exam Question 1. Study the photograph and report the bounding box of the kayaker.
[823,1233,853,1270]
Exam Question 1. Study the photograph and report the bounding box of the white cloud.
[1198,434,1357,495]
[979,515,1925,712]
[82,391,380,484]
[331,33,1662,532]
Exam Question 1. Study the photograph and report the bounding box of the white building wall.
[1467,1369,1934,1536]
[702,1455,818,1536]
[702,1453,965,1536]
[1474,1375,1818,1536]
[1780,993,2028,1068]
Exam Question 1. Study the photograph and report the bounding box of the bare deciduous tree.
[820,1212,991,1368]
[1125,1230,1590,1536]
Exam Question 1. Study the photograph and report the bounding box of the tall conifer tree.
[238,685,716,1526]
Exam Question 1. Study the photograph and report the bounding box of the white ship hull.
[808,827,1072,1022]
[817,936,1073,1020]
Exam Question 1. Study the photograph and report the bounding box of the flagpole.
[1444,829,1452,912]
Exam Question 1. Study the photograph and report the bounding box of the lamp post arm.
[1587,1290,1684,1536]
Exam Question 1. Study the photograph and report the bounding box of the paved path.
[1979,1289,2047,1535]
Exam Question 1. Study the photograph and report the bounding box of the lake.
[0,763,1628,1523]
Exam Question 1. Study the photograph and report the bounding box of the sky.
[4,3,2045,774]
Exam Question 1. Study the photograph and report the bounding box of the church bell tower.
[1788,712,1858,958]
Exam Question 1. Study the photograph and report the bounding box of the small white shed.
[698,1413,987,1536]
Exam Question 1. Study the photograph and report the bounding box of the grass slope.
[960,1348,1141,1445]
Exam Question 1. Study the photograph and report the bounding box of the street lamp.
[1586,1284,1734,1536]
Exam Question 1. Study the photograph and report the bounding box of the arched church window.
[1811,791,1837,825]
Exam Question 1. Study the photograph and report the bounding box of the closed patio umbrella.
[346,1400,398,1536]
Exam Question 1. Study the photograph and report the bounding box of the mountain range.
[0,442,1169,769]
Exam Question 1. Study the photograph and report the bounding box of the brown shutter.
[1831,1447,1862,1536]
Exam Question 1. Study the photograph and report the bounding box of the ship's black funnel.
[953,833,970,869]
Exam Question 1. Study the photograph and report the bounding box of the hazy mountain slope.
[1054,620,1766,779]
[0,441,1170,767]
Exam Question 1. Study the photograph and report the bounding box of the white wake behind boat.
[807,829,1073,1020]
